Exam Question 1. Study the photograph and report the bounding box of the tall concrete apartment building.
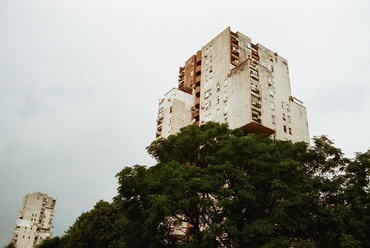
[156,27,309,143]
[11,192,56,248]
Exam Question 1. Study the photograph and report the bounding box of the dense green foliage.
[37,201,127,248]
[40,123,370,247]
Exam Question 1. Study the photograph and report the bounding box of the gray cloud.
[1,0,370,246]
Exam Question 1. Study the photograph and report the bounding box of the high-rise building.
[156,27,309,143]
[11,192,56,248]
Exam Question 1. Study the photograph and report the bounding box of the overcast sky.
[1,0,369,245]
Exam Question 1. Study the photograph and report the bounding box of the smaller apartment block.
[12,192,56,248]
[156,27,309,143]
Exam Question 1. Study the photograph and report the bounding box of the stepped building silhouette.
[156,27,309,143]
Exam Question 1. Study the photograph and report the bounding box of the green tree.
[36,236,63,248]
[62,200,127,248]
[61,122,369,247]
[116,122,367,247]
[340,150,370,247]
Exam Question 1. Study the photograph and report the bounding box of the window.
[204,90,212,99]
[224,105,229,113]
[204,101,211,110]
[252,95,260,106]
[282,113,286,121]
[216,83,220,92]
[251,82,259,92]
[289,128,292,135]
[216,96,220,104]
[224,79,228,87]
[169,106,172,113]
[272,115,275,124]
[270,102,275,110]
[216,108,220,116]
[268,76,272,86]
[223,92,228,102]
[283,125,287,133]
[288,115,291,123]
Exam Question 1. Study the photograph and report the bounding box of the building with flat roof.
[156,27,309,143]
[11,192,56,248]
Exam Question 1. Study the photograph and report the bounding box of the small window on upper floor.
[283,125,287,133]
[224,79,228,87]
[204,101,212,110]
[216,83,220,92]
[270,102,275,110]
[204,89,212,99]
[289,128,292,135]
[282,113,286,121]
[269,89,274,96]
[223,92,228,102]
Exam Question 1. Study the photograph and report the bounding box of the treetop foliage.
[39,122,370,248]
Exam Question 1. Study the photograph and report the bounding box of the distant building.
[11,192,56,248]
[156,27,309,143]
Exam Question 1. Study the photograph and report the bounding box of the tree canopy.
[40,122,370,247]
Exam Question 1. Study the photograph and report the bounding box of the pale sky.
[1,0,369,245]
